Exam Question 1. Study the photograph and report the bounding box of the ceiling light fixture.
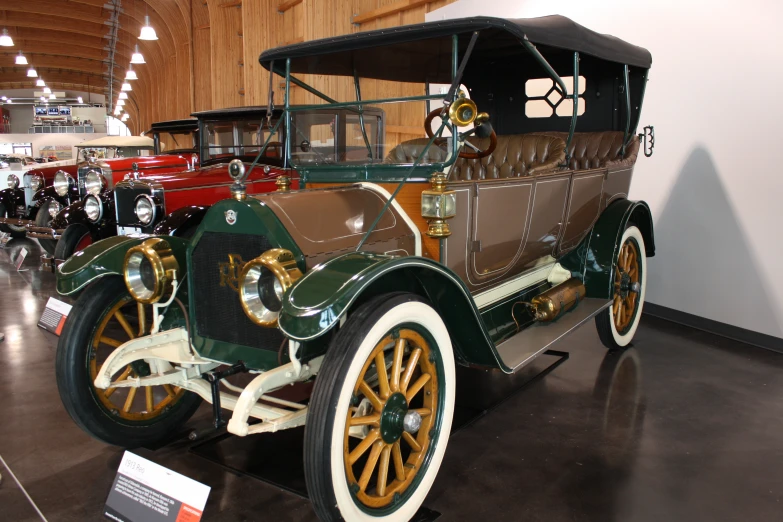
[49,93,56,100]
[27,66,38,78]
[15,52,27,65]
[118,92,128,100]
[117,99,125,106]
[130,44,145,64]
[0,29,13,47]
[121,82,132,92]
[77,96,83,104]
[40,96,46,102]
[43,86,51,94]
[35,78,45,87]
[121,114,129,121]
[125,65,137,81]
[1,96,6,101]
[139,15,158,41]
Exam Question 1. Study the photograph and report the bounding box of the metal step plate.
[496,298,611,373]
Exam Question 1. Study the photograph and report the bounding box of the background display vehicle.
[0,136,157,244]
[23,124,198,255]
[54,16,654,521]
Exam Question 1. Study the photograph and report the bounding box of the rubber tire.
[304,293,456,522]
[54,223,91,261]
[56,276,202,448]
[34,201,57,255]
[0,202,26,238]
[595,225,647,349]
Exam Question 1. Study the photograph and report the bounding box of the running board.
[496,298,611,373]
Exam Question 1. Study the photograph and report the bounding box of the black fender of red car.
[52,193,117,241]
[32,186,74,211]
[153,205,209,237]
[0,188,24,213]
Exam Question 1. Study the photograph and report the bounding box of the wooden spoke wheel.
[596,225,647,349]
[89,297,186,422]
[304,293,455,521]
[56,276,201,447]
[344,328,438,508]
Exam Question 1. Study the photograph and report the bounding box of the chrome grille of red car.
[190,231,283,351]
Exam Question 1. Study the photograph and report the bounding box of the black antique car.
[55,16,654,521]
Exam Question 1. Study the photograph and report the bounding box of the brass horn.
[448,95,478,127]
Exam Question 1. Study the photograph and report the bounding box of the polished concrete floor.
[2,237,783,521]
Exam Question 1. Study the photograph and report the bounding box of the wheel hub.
[619,271,632,298]
[380,392,409,444]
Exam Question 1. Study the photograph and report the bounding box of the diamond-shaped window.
[546,88,563,107]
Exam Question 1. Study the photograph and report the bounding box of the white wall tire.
[595,225,647,349]
[304,293,455,521]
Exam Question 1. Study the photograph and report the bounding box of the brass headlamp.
[421,172,456,238]
[448,92,478,127]
[123,238,180,304]
[239,248,302,327]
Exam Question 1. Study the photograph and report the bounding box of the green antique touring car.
[55,15,654,521]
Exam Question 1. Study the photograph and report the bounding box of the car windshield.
[287,81,453,168]
[203,119,283,163]
[154,131,197,155]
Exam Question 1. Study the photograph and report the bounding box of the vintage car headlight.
[48,200,62,218]
[239,248,302,327]
[6,174,19,189]
[134,195,156,225]
[30,175,43,192]
[84,195,103,222]
[54,171,72,197]
[84,170,106,195]
[124,238,180,304]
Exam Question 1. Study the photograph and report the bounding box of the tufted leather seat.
[534,131,640,171]
[449,134,566,181]
[384,138,449,164]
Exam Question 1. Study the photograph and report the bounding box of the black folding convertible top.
[259,15,652,82]
[149,119,198,133]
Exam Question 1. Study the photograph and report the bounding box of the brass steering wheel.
[424,101,497,160]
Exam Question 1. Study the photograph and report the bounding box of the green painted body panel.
[279,251,507,370]
[56,235,190,296]
[560,198,655,299]
[184,197,305,370]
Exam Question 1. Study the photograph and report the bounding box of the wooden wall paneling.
[206,0,244,109]
[192,0,213,113]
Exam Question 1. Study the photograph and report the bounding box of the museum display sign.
[53,15,654,521]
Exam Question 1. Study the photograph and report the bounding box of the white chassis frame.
[93,326,323,437]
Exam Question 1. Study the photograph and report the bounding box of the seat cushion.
[384,138,448,164]
[449,134,566,181]
[535,131,640,170]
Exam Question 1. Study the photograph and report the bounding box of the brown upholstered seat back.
[384,138,448,164]
[536,131,640,170]
[449,134,566,181]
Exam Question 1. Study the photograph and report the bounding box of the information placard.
[104,452,210,522]
[37,297,73,335]
[14,247,28,271]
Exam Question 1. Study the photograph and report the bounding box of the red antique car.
[26,121,198,255]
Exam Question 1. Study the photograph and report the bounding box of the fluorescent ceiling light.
[0,29,13,47]
[130,44,145,64]
[139,16,158,41]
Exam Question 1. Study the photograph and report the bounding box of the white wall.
[0,133,108,162]
[428,0,783,339]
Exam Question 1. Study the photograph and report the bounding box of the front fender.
[32,186,71,209]
[153,205,209,236]
[52,194,116,239]
[0,188,24,213]
[279,252,506,370]
[561,198,655,300]
[56,235,190,296]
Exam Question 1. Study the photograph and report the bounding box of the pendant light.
[27,66,38,78]
[77,96,83,104]
[139,15,158,40]
[0,29,13,47]
[43,86,51,94]
[125,65,137,80]
[121,82,132,91]
[15,52,27,65]
[49,93,56,100]
[118,92,128,100]
[130,44,145,64]
[117,99,125,106]
[114,105,122,115]
[35,78,45,87]
[0,96,6,101]
[40,96,46,102]
[121,113,129,121]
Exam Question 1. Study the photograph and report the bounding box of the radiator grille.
[191,231,284,351]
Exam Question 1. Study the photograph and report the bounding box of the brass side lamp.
[276,175,291,192]
[421,172,456,238]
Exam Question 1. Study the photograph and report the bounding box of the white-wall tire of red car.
[56,276,202,447]
[304,293,455,521]
[595,225,647,349]
[55,223,93,260]
[34,200,58,255]
[0,202,26,238]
